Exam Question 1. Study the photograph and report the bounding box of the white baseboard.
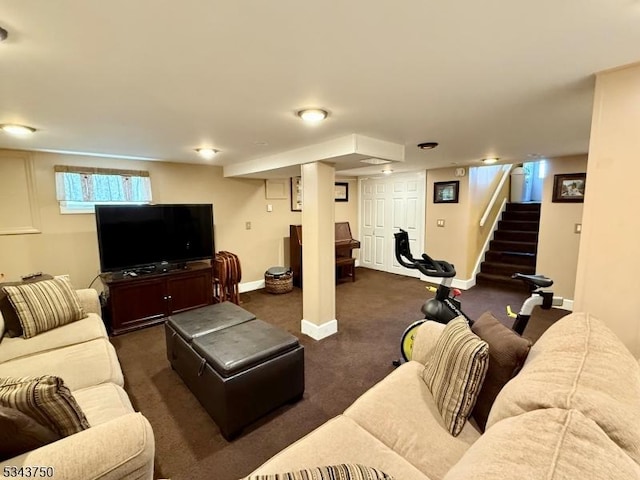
[239,279,265,293]
[301,319,338,340]
[560,299,574,311]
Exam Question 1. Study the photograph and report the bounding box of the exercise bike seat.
[512,273,553,288]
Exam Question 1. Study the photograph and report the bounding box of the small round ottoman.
[264,266,293,294]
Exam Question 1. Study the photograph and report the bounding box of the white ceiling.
[1,1,639,177]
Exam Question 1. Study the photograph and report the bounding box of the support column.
[300,161,337,340]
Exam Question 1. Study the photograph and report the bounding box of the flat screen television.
[95,204,214,273]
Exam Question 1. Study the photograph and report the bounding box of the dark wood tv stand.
[100,262,213,336]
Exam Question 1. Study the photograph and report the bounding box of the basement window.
[54,166,153,214]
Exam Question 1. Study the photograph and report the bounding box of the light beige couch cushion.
[249,415,430,480]
[0,338,123,390]
[444,408,640,480]
[75,288,102,316]
[345,361,480,480]
[0,314,107,364]
[410,321,446,365]
[487,312,640,464]
[73,383,134,427]
[0,412,154,480]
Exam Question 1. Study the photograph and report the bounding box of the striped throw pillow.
[422,316,489,436]
[0,376,90,437]
[2,278,86,338]
[243,464,394,480]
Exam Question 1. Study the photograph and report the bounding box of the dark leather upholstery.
[164,305,305,440]
[192,319,299,377]
[167,301,255,341]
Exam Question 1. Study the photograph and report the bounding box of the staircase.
[476,202,541,290]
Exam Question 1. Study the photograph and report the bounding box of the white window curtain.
[54,166,152,213]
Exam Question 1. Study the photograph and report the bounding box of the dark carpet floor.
[110,268,568,480]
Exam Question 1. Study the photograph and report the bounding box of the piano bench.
[335,256,356,282]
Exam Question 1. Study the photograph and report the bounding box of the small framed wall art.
[291,176,302,211]
[335,182,349,202]
[552,173,586,203]
[433,181,459,204]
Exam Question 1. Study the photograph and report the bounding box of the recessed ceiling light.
[481,158,499,164]
[297,109,328,123]
[0,124,36,136]
[195,148,218,159]
[0,27,7,42]
[417,142,438,150]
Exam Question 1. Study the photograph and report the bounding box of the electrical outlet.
[245,221,252,230]
[267,204,273,212]
[437,219,445,227]
[574,223,582,234]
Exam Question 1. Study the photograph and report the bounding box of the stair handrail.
[479,164,513,227]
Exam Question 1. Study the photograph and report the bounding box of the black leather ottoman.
[165,304,304,440]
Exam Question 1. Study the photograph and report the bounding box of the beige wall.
[425,166,506,281]
[0,150,359,290]
[467,165,509,276]
[536,155,587,299]
[425,168,470,278]
[574,62,640,356]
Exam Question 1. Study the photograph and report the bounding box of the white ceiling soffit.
[224,134,404,178]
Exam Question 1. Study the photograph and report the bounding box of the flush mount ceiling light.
[0,26,7,42]
[417,142,439,150]
[297,109,328,123]
[360,158,391,165]
[382,169,393,175]
[195,148,218,159]
[0,124,36,136]
[482,157,499,164]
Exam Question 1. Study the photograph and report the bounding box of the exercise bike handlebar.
[394,229,456,278]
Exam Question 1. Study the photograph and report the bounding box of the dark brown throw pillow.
[0,406,60,461]
[470,311,532,431]
[0,283,25,337]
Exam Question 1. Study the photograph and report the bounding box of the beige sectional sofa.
[248,312,640,479]
[0,288,154,480]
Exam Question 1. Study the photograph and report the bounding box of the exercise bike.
[393,229,564,363]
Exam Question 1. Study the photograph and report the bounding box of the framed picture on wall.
[552,173,586,203]
[433,181,459,203]
[291,176,302,211]
[335,182,349,202]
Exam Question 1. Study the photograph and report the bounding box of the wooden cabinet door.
[109,278,167,334]
[167,269,212,314]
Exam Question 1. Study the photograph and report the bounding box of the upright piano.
[289,222,361,287]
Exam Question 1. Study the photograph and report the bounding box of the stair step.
[489,239,538,254]
[476,272,529,292]
[480,261,536,276]
[498,220,540,232]
[494,230,538,243]
[485,251,537,266]
[506,202,541,213]
[502,210,541,222]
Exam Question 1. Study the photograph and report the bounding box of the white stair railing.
[479,164,512,227]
